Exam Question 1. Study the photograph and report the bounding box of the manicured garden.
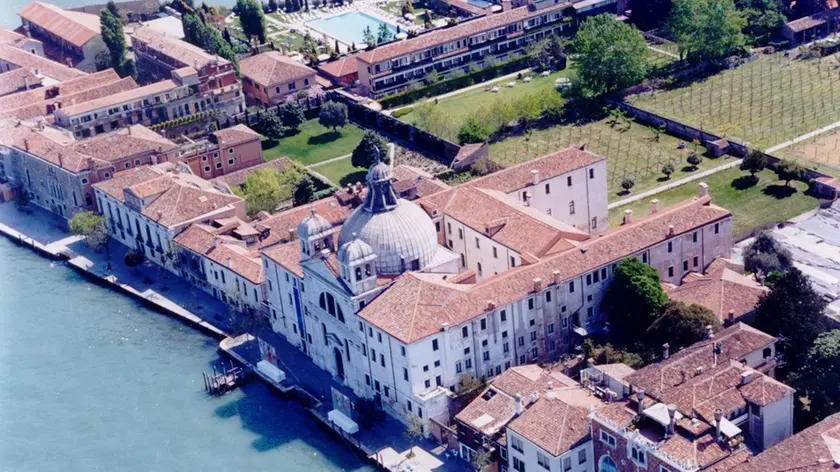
[608,167,819,236]
[310,158,368,187]
[261,118,367,166]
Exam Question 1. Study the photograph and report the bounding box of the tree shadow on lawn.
[307,130,342,145]
[261,139,280,150]
[339,170,367,187]
[730,175,759,190]
[763,184,798,199]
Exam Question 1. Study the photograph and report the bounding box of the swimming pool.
[308,12,398,45]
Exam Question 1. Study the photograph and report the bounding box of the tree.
[181,13,239,72]
[457,117,491,145]
[377,22,393,43]
[666,0,746,63]
[318,100,348,132]
[753,268,827,373]
[471,448,492,472]
[456,373,486,403]
[252,110,285,140]
[735,0,786,46]
[662,162,675,179]
[124,248,145,274]
[242,168,295,214]
[424,69,441,85]
[404,415,424,459]
[633,0,673,31]
[583,340,645,368]
[401,1,415,16]
[621,178,635,193]
[647,301,720,351]
[776,159,806,187]
[14,190,30,211]
[69,211,109,252]
[351,131,388,168]
[362,26,375,45]
[293,175,317,206]
[268,0,278,11]
[687,152,702,170]
[789,330,840,425]
[529,34,566,71]
[740,150,767,179]
[573,14,649,96]
[744,231,792,278]
[278,102,305,132]
[236,0,267,44]
[602,257,669,345]
[100,2,133,78]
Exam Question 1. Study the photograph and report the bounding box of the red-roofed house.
[239,51,316,107]
[318,55,359,86]
[18,1,106,72]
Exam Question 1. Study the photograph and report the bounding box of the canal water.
[0,237,374,472]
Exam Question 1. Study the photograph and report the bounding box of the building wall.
[758,393,793,450]
[507,428,594,472]
[242,74,315,107]
[201,256,264,312]
[442,215,521,280]
[182,137,263,180]
[591,420,686,472]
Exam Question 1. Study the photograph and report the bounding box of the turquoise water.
[308,12,397,45]
[0,237,373,472]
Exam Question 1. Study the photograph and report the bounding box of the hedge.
[379,54,535,109]
[392,107,414,118]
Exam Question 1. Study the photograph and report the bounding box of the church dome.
[338,235,376,266]
[297,210,332,241]
[337,156,438,275]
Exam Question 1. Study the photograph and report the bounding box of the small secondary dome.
[297,210,332,241]
[338,234,376,266]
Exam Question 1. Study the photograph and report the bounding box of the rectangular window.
[503,342,509,353]
[510,256,516,268]
[424,379,431,388]
[365,374,371,386]
[500,310,507,322]
[432,339,439,351]
[462,326,469,338]
[593,270,600,283]
[569,281,575,293]
[538,452,551,470]
[456,361,462,373]
[458,228,463,239]
[483,351,490,361]
[465,358,472,368]
[513,457,525,472]
[567,176,572,186]
[545,183,550,194]
[480,319,487,330]
[493,247,498,258]
[401,346,406,356]
[518,336,524,346]
[547,323,554,334]
[528,298,534,310]
[403,368,409,381]
[511,436,524,453]
[546,291,552,303]
[578,449,587,464]
[600,430,616,447]
[714,223,720,234]
[668,266,674,277]
[530,331,536,341]
[563,456,572,472]
[589,168,595,179]
[683,260,689,271]
[586,274,592,285]
[569,201,575,215]
[693,231,698,243]
[434,360,440,367]
[693,256,699,267]
[668,241,673,252]
[475,237,480,249]
[642,252,648,264]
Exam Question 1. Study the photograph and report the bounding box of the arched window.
[337,305,345,323]
[599,455,618,472]
[355,267,362,281]
[365,264,371,277]
[326,293,336,316]
[319,293,327,310]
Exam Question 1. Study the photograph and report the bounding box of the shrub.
[621,178,635,192]
[392,107,414,119]
[687,152,702,170]
[457,117,491,145]
[662,162,674,179]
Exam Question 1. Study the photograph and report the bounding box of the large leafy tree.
[573,14,649,97]
[457,117,491,145]
[602,257,668,344]
[278,102,305,132]
[776,159,806,187]
[293,175,317,206]
[744,231,792,279]
[632,0,673,31]
[235,0,267,44]
[351,131,389,169]
[666,0,746,63]
[241,168,301,214]
[740,149,768,179]
[251,110,285,140]
[181,13,239,72]
[100,2,135,78]
[753,268,827,373]
[735,0,786,46]
[529,35,566,71]
[646,301,721,351]
[69,211,109,251]
[318,101,348,132]
[790,330,840,425]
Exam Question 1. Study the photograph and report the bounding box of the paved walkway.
[307,153,352,168]
[648,45,679,59]
[608,158,742,209]
[765,118,840,154]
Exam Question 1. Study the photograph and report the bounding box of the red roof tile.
[18,2,101,48]
[239,51,315,87]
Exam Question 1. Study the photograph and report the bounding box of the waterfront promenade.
[0,201,470,472]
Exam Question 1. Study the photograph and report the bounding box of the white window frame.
[600,430,616,448]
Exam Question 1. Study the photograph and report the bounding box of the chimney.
[651,198,660,214]
[706,325,714,339]
[502,0,512,10]
[128,126,132,136]
[530,391,539,404]
[23,138,29,152]
[226,257,232,268]
[714,408,723,441]
[288,228,296,241]
[533,277,543,292]
[23,24,31,38]
[668,224,675,236]
[486,300,496,310]
[65,57,73,68]
[320,248,330,259]
[635,389,645,415]
[547,381,554,391]
[23,75,29,90]
[553,270,562,284]
[727,310,735,324]
[57,153,63,168]
[662,343,670,360]
[531,169,539,185]
[740,370,755,385]
[623,209,632,225]
[213,238,220,248]
[515,393,524,416]
[441,322,450,331]
[667,404,677,436]
[698,182,709,198]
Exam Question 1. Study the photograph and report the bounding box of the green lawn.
[488,119,736,202]
[399,69,575,140]
[261,119,366,166]
[310,158,368,187]
[628,51,840,151]
[608,167,819,236]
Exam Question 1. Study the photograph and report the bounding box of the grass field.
[398,69,575,140]
[261,119,366,166]
[488,118,736,201]
[628,51,840,153]
[311,158,367,187]
[609,167,819,236]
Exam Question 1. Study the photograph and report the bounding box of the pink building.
[239,51,316,107]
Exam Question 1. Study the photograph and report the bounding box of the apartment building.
[176,124,264,179]
[131,25,244,115]
[259,147,733,432]
[356,1,574,98]
[239,51,316,107]
[92,162,245,273]
[18,1,106,72]
[0,28,45,57]
[0,42,85,83]
[590,324,793,472]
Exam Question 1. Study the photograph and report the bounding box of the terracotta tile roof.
[391,164,450,198]
[18,2,101,48]
[442,0,489,16]
[69,124,178,162]
[212,157,293,188]
[131,25,226,70]
[69,0,160,17]
[59,79,179,116]
[240,51,315,87]
[593,363,636,381]
[508,397,592,457]
[0,76,137,121]
[666,258,768,323]
[175,224,264,284]
[261,240,304,277]
[140,180,241,228]
[318,55,359,79]
[729,413,840,472]
[358,3,569,64]
[361,195,731,343]
[0,119,109,173]
[0,43,86,82]
[255,196,352,248]
[0,68,41,96]
[0,69,120,111]
[785,7,840,33]
[211,123,261,147]
[92,166,161,202]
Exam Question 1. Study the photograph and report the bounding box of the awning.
[573,326,588,336]
[643,403,684,427]
[328,409,359,434]
[715,417,742,438]
[257,360,286,384]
